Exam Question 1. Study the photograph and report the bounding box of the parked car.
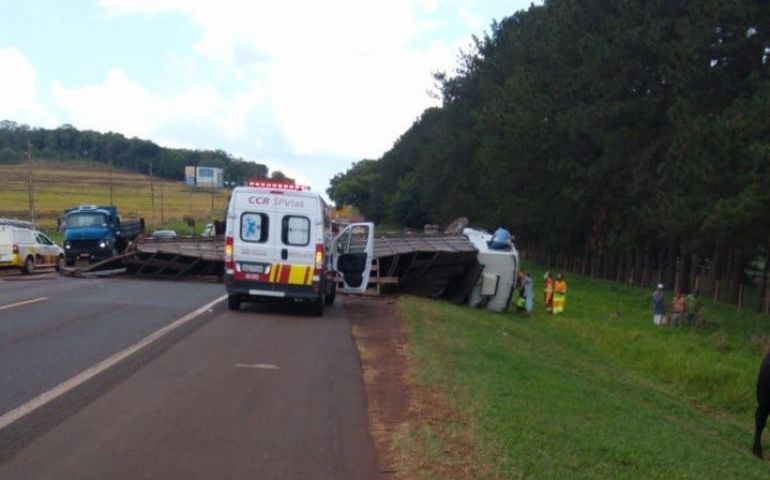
[0,220,65,273]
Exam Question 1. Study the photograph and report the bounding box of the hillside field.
[395,262,770,479]
[0,162,229,232]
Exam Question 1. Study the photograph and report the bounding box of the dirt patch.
[346,296,485,479]
[346,296,410,477]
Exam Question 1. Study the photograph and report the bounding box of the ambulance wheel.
[311,295,325,317]
[228,294,242,311]
[22,256,34,275]
[324,282,336,306]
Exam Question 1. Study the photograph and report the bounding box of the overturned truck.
[365,228,518,312]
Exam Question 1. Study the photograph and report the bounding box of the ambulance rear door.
[232,189,276,279]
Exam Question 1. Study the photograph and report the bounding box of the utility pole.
[149,161,155,227]
[107,140,114,206]
[26,138,35,227]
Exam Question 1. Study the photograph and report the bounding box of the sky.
[0,0,537,194]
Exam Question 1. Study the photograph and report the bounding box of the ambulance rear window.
[240,213,269,243]
[282,216,310,246]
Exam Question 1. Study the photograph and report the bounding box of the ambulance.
[224,180,374,316]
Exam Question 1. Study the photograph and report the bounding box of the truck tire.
[324,281,336,306]
[22,256,34,275]
[228,294,242,311]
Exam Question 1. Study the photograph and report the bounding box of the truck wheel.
[228,294,242,311]
[311,294,325,317]
[324,282,336,306]
[22,256,34,275]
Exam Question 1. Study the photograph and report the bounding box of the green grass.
[397,262,770,479]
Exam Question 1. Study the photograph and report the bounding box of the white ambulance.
[224,180,374,316]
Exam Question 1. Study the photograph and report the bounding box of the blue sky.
[0,0,538,193]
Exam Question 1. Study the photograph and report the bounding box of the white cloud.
[52,68,265,143]
[0,47,56,126]
[97,0,456,159]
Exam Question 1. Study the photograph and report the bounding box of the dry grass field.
[0,162,229,231]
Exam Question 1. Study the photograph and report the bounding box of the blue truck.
[62,205,144,266]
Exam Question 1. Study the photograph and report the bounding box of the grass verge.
[395,262,770,479]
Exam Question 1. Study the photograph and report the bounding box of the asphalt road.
[0,273,379,479]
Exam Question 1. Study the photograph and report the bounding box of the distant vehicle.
[62,205,144,266]
[151,229,178,240]
[224,180,374,316]
[0,220,64,273]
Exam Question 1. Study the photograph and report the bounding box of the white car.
[0,222,65,274]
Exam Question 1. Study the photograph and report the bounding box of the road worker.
[553,272,567,314]
[544,271,554,313]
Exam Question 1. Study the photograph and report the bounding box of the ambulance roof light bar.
[246,179,310,191]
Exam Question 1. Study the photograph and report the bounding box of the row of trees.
[0,121,270,184]
[328,0,770,312]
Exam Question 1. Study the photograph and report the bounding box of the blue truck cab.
[62,205,144,266]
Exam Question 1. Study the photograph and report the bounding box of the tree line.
[328,0,770,313]
[0,121,270,184]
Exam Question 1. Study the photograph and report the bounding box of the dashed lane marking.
[236,363,280,370]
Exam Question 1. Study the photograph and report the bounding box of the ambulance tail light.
[313,243,324,282]
[12,244,19,254]
[224,236,234,271]
[314,243,324,269]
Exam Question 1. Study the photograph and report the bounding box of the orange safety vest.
[554,280,567,295]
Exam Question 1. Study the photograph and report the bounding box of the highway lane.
[0,276,225,418]
[0,299,380,479]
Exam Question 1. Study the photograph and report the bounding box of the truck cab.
[62,205,143,265]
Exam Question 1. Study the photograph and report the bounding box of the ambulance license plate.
[241,263,266,274]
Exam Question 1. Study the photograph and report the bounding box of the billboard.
[195,166,224,188]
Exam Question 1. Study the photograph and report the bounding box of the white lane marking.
[236,363,280,370]
[0,294,227,432]
[0,297,48,312]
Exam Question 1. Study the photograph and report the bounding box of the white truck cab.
[224,181,373,316]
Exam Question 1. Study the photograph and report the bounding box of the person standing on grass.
[553,272,567,314]
[671,291,687,327]
[686,291,700,326]
[652,284,666,326]
[523,271,534,314]
[544,272,554,313]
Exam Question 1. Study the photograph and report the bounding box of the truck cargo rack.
[61,233,483,301]
[343,234,481,302]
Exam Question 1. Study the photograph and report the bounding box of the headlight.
[64,242,71,249]
[99,241,107,248]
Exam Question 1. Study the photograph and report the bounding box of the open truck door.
[333,222,374,294]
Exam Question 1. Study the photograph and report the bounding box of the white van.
[0,222,64,274]
[224,181,374,316]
